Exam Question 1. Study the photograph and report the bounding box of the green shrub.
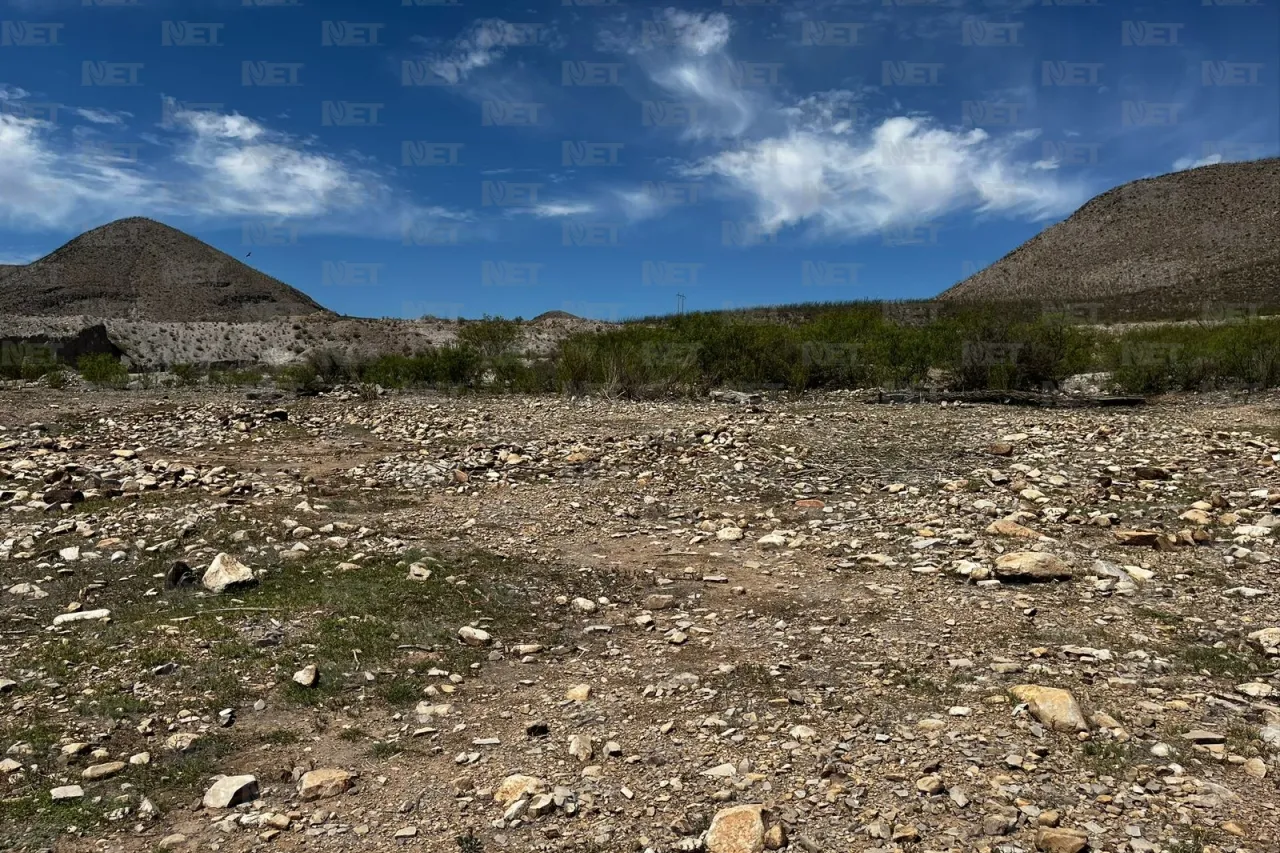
[77,353,128,388]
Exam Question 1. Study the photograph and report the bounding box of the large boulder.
[993,552,1073,582]
[203,775,259,809]
[706,804,766,853]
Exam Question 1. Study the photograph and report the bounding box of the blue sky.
[0,0,1276,320]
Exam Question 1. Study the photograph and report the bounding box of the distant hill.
[0,217,330,322]
[938,158,1280,315]
[0,264,23,279]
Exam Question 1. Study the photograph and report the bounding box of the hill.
[0,217,329,322]
[938,158,1280,315]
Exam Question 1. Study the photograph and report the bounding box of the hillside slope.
[0,217,330,322]
[939,159,1280,314]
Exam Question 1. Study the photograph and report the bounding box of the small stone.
[916,774,945,795]
[50,785,84,801]
[52,608,111,626]
[394,826,418,839]
[158,833,186,849]
[458,626,492,647]
[495,774,546,807]
[1181,729,1225,744]
[1244,757,1267,778]
[565,684,591,702]
[292,665,319,688]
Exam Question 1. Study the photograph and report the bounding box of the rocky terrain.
[940,159,1280,317]
[2,386,1280,852]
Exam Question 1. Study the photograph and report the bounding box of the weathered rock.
[1035,827,1089,853]
[495,774,546,807]
[1010,685,1088,732]
[82,761,127,780]
[298,768,353,801]
[986,518,1042,539]
[52,608,111,626]
[706,804,765,853]
[50,784,84,801]
[202,553,256,594]
[203,775,258,809]
[993,552,1073,582]
[292,665,318,688]
[458,626,492,647]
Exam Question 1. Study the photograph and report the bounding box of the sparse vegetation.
[77,353,129,388]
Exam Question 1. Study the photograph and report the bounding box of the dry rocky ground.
[2,387,1280,853]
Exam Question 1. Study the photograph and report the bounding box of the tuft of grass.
[1081,739,1137,776]
[1175,644,1265,679]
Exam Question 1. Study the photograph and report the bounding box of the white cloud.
[688,116,1082,237]
[429,19,545,85]
[0,98,461,236]
[527,202,595,218]
[73,107,130,126]
[1172,153,1223,172]
[661,9,731,56]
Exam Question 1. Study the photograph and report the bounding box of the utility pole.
[676,293,685,315]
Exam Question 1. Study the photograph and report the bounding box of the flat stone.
[1036,827,1089,853]
[495,774,546,807]
[458,626,492,646]
[81,761,127,780]
[50,784,84,801]
[52,608,111,626]
[994,552,1072,582]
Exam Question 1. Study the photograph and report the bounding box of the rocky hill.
[0,218,329,322]
[939,158,1280,314]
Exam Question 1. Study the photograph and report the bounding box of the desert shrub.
[78,353,129,388]
[171,363,201,386]
[305,347,351,385]
[44,368,67,389]
[457,316,521,360]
